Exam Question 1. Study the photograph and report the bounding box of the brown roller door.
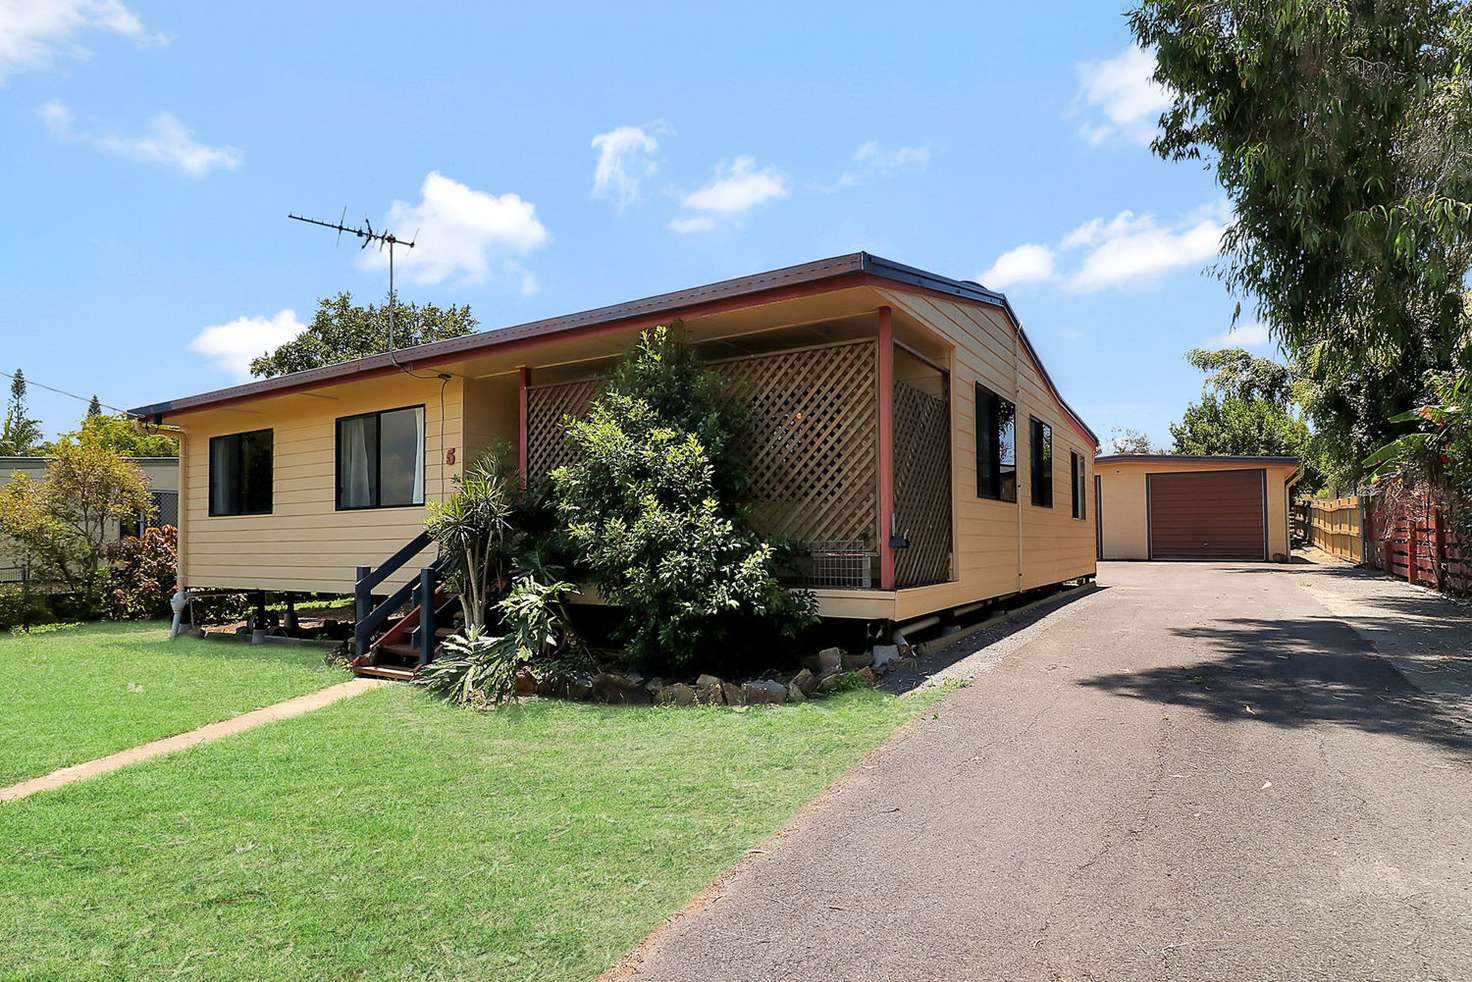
[1148,470,1266,560]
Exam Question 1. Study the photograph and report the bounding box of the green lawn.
[0,682,940,980]
[0,621,344,786]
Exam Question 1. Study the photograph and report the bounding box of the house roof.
[130,252,1097,444]
[1096,454,1300,465]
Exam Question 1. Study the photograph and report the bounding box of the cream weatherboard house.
[131,254,1099,672]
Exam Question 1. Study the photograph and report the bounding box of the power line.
[0,368,135,417]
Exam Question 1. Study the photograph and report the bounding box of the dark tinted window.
[975,383,1017,502]
[337,405,425,509]
[209,430,273,516]
[1071,451,1086,519]
[1030,417,1053,508]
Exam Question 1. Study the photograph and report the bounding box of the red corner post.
[518,366,531,484]
[877,306,896,591]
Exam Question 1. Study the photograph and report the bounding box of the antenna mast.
[287,210,423,373]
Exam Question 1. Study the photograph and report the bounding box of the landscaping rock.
[721,681,746,706]
[536,674,567,697]
[842,650,873,671]
[695,674,725,705]
[743,679,787,704]
[644,677,665,696]
[870,644,900,671]
[514,667,538,696]
[787,681,807,703]
[567,674,594,701]
[791,668,818,696]
[657,682,697,706]
[817,671,846,694]
[818,647,844,673]
[857,667,878,687]
[590,672,651,705]
[896,656,918,673]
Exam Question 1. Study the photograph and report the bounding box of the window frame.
[1070,451,1086,520]
[974,382,1018,503]
[1029,416,1053,509]
[207,428,274,518]
[334,404,427,511]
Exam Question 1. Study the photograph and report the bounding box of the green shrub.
[416,628,514,706]
[104,526,177,620]
[552,325,816,673]
[418,573,581,706]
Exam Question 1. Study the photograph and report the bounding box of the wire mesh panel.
[892,379,952,588]
[525,378,604,476]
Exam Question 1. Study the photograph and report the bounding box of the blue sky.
[0,0,1272,446]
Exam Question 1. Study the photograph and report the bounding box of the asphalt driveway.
[619,562,1472,982]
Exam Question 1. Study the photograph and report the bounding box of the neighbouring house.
[1094,455,1303,562]
[0,455,179,582]
[128,253,1099,672]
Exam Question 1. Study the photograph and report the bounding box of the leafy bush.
[104,526,177,620]
[552,325,816,672]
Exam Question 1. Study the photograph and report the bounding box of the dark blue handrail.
[353,532,443,660]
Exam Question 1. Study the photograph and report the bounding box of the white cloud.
[190,310,305,379]
[834,140,930,188]
[1064,204,1228,292]
[979,201,1230,295]
[1206,321,1272,348]
[979,243,1056,290]
[678,155,788,216]
[591,124,661,210]
[1073,44,1172,146]
[520,270,540,296]
[40,100,241,176]
[667,215,716,235]
[361,171,549,286]
[0,0,164,81]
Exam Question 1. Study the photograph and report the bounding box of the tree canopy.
[1169,346,1321,489]
[1105,427,1162,455]
[249,292,478,378]
[0,444,154,590]
[0,369,42,456]
[41,413,178,458]
[1131,1,1472,486]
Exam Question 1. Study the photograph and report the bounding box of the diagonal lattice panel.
[524,340,880,553]
[892,380,952,588]
[525,377,604,476]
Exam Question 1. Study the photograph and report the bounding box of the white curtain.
[411,407,425,504]
[342,418,372,507]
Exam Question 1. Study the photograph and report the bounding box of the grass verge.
[0,683,942,980]
[0,621,344,786]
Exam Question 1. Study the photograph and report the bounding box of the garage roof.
[1097,454,1300,465]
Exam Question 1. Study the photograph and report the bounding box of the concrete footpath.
[0,677,384,804]
[616,562,1472,982]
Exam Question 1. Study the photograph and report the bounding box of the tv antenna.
[288,209,440,379]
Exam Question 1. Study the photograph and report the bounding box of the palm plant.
[424,450,517,633]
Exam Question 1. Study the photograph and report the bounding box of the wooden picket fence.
[1305,497,1364,563]
[1304,490,1472,595]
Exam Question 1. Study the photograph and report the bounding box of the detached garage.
[1095,455,1302,563]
